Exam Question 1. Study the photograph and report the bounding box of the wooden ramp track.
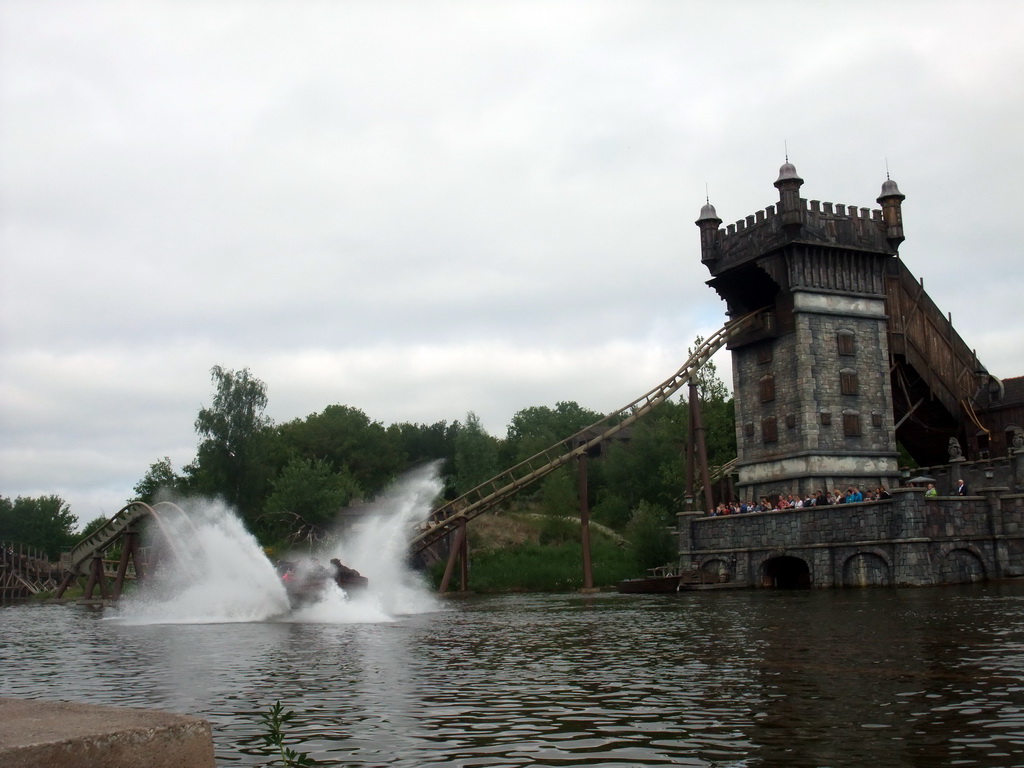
[56,501,194,599]
[410,311,765,554]
[63,502,153,579]
[884,256,996,464]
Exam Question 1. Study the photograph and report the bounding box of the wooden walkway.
[1,541,63,604]
[1,540,140,604]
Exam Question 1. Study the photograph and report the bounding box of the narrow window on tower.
[840,369,859,396]
[760,374,775,402]
[762,416,778,443]
[838,330,856,356]
[843,412,861,436]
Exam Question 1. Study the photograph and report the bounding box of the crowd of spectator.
[708,486,892,516]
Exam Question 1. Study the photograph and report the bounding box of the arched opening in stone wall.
[761,556,811,589]
[939,548,987,584]
[842,552,891,587]
[701,558,731,583]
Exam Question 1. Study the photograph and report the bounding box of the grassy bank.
[428,511,646,593]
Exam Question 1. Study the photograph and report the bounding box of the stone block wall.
[680,488,1024,588]
[906,454,1024,495]
[732,291,899,501]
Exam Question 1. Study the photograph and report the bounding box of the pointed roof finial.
[775,141,801,187]
[879,158,903,201]
[697,182,720,224]
[785,140,789,164]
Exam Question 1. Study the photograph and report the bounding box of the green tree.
[591,492,630,529]
[79,515,109,539]
[626,500,675,571]
[0,495,78,559]
[275,404,403,495]
[187,366,273,522]
[452,412,501,495]
[499,401,600,511]
[597,400,689,513]
[688,335,730,403]
[540,469,577,517]
[387,420,456,466]
[686,335,736,468]
[261,457,361,546]
[132,456,183,504]
[504,401,603,464]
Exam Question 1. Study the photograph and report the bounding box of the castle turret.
[695,201,722,264]
[698,163,903,502]
[877,177,906,247]
[773,161,804,232]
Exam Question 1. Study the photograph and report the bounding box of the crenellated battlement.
[702,193,897,273]
[720,197,888,244]
[724,203,777,236]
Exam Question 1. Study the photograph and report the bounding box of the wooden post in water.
[578,453,595,592]
[690,381,714,515]
[685,405,697,511]
[458,518,469,592]
[83,555,110,601]
[438,520,468,594]
[113,530,143,599]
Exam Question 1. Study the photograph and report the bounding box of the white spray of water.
[320,462,444,618]
[114,499,290,624]
[112,464,444,626]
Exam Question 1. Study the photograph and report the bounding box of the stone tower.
[696,163,905,502]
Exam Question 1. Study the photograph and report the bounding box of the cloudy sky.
[2,1,1022,526]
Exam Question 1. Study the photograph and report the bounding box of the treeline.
[136,351,734,550]
[0,495,78,560]
[5,342,736,560]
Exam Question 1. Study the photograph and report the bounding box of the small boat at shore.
[616,573,687,593]
[616,565,745,594]
[680,580,748,591]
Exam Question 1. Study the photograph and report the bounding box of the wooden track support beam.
[438,519,468,594]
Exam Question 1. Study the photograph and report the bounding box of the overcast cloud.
[2,1,1022,526]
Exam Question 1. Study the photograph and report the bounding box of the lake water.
[5,584,1024,767]
[5,473,1024,767]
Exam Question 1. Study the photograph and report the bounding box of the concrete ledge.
[0,698,216,768]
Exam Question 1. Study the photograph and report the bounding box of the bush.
[540,470,576,516]
[538,515,579,546]
[626,501,675,571]
[431,527,635,592]
[591,493,630,529]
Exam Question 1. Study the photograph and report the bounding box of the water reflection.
[5,586,1024,766]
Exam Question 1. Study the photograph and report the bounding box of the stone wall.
[678,487,1024,587]
[906,453,1024,495]
[733,292,900,501]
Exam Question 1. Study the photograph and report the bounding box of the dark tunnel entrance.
[762,556,811,589]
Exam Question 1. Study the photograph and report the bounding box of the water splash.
[112,464,444,625]
[322,462,444,617]
[114,498,289,624]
